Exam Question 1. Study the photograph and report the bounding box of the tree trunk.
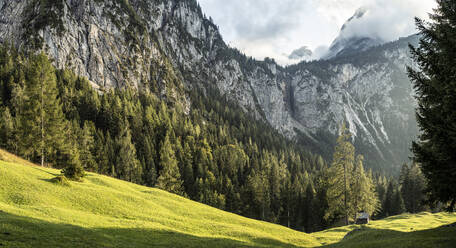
[40,71,45,167]
[344,163,348,225]
[262,204,265,221]
[287,208,290,228]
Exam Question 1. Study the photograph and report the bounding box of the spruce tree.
[62,146,85,181]
[408,0,456,209]
[392,190,406,215]
[0,107,14,150]
[78,121,97,171]
[157,133,184,195]
[182,141,195,195]
[303,183,315,233]
[18,52,69,167]
[383,181,395,217]
[400,163,427,213]
[383,181,404,217]
[326,123,355,225]
[349,155,379,220]
[115,123,142,183]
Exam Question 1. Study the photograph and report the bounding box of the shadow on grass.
[321,225,456,248]
[0,211,303,248]
[31,166,61,177]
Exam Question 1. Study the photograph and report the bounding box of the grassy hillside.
[0,150,319,248]
[315,212,456,247]
[0,149,455,248]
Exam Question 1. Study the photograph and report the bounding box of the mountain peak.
[288,46,313,61]
[341,7,368,31]
[323,7,385,59]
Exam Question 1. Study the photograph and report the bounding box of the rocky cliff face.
[0,0,419,171]
[288,36,419,170]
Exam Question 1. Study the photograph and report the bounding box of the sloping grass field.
[0,149,455,247]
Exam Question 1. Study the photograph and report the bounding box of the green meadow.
[0,149,455,248]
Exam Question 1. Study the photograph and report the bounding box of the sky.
[198,0,437,65]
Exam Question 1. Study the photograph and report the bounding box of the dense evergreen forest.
[0,45,428,232]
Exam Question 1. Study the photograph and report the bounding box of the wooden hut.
[355,212,369,224]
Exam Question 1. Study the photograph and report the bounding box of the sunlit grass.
[0,150,319,247]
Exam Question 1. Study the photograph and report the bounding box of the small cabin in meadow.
[355,212,369,224]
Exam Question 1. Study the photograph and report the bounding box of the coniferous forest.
[0,45,430,232]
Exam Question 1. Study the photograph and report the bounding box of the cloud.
[200,0,336,65]
[333,0,436,42]
[198,0,436,65]
[199,0,309,42]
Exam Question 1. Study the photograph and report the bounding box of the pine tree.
[383,181,395,217]
[157,133,184,195]
[400,163,427,213]
[349,155,379,220]
[78,121,97,171]
[408,0,456,209]
[399,163,412,211]
[62,146,85,181]
[18,52,70,168]
[374,176,388,218]
[0,107,14,150]
[392,189,406,215]
[326,123,355,225]
[115,123,142,183]
[182,141,194,196]
[383,181,404,217]
[142,136,157,187]
[246,169,270,221]
[282,177,294,228]
[303,183,315,233]
[94,130,110,175]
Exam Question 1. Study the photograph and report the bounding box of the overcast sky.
[198,0,436,65]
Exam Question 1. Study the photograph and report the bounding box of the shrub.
[51,175,70,186]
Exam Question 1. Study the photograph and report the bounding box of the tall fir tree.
[349,155,379,220]
[157,133,184,195]
[383,181,395,217]
[0,107,14,150]
[400,163,427,213]
[392,189,406,216]
[115,122,142,183]
[408,0,456,209]
[326,123,355,225]
[383,181,404,217]
[62,146,85,181]
[303,183,315,233]
[18,52,75,171]
[77,121,97,172]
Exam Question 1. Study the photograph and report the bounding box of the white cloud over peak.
[198,0,436,65]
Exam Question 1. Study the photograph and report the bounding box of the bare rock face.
[288,37,419,168]
[0,0,419,171]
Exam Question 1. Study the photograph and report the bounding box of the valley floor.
[0,150,455,248]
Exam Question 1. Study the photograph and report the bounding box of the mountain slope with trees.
[0,43,430,232]
[0,0,420,172]
[0,45,332,231]
[0,0,441,233]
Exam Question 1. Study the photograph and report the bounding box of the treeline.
[373,162,429,218]
[0,46,429,232]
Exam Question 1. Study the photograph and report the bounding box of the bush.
[51,175,70,186]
